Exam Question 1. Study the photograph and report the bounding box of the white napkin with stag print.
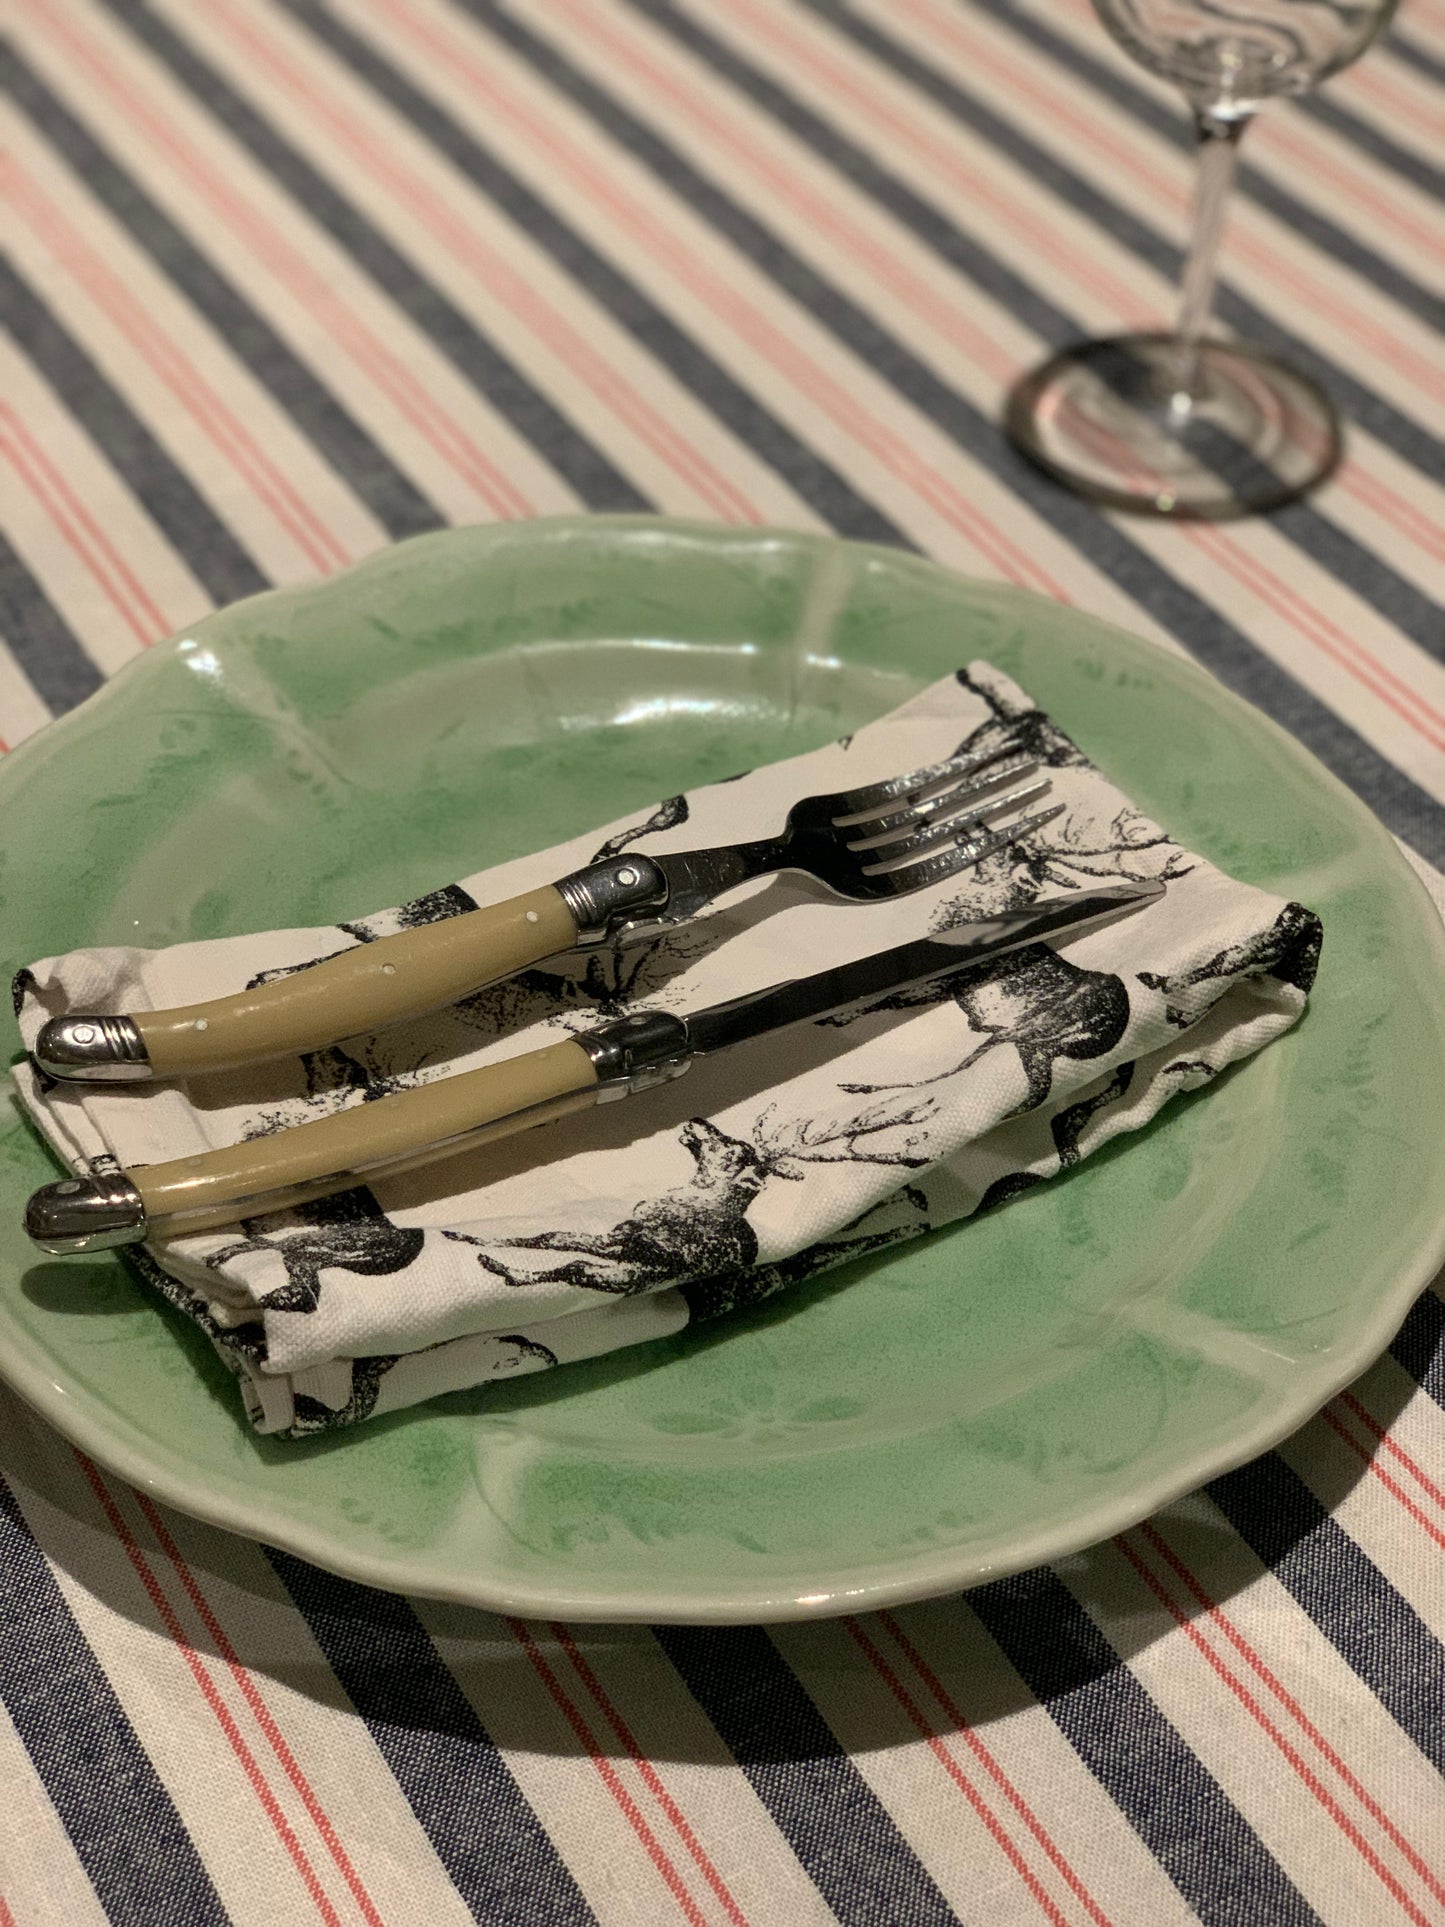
[13,667,1321,1436]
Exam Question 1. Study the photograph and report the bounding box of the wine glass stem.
[1172,111,1246,392]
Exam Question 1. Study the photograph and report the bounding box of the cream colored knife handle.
[37,885,580,1083]
[25,1012,695,1252]
[138,1036,600,1237]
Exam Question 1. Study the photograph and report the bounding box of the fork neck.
[651,838,794,923]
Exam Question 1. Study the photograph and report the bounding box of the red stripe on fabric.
[896,0,1444,403]
[372,0,1071,602]
[0,419,159,650]
[0,1898,18,1927]
[1120,1528,1443,1925]
[550,0,1015,388]
[1319,1407,1445,1553]
[205,0,763,527]
[1251,118,1442,255]
[876,1611,1115,1927]
[1138,1519,1445,1905]
[1338,1391,1445,1513]
[25,0,533,523]
[549,1627,750,1927]
[506,1621,711,1927]
[1341,60,1445,136]
[1334,463,1445,565]
[71,1454,343,1927]
[0,154,350,575]
[732,0,1147,323]
[843,1618,1077,1927]
[0,402,169,641]
[1187,523,1445,751]
[129,1492,386,1927]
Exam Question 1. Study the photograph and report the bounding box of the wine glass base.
[1005,334,1342,519]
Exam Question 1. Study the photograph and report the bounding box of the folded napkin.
[13,666,1321,1437]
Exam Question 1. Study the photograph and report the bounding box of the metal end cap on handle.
[26,1174,148,1254]
[33,1013,152,1084]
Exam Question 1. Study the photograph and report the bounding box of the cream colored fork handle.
[133,885,578,1078]
[132,1036,599,1236]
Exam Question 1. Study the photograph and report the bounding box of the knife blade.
[25,878,1163,1253]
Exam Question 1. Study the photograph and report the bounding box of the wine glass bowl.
[1095,0,1396,116]
[1005,0,1397,519]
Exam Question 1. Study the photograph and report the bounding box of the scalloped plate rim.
[2,515,1443,1624]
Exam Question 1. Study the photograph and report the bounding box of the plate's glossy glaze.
[3,519,1443,1622]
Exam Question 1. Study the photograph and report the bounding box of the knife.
[24,878,1163,1254]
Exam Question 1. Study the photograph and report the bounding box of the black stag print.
[1049,1060,1136,1168]
[841,944,1131,1116]
[445,1117,776,1295]
[447,1089,941,1299]
[950,950,1131,1111]
[204,1185,426,1315]
[974,1059,1137,1211]
[289,1332,562,1435]
[976,1168,1047,1212]
[917,674,1195,921]
[11,966,38,1021]
[1138,902,1322,1027]
[954,665,1095,774]
[339,882,481,945]
[681,1184,932,1323]
[588,793,689,864]
[291,1352,402,1434]
[240,1036,432,1142]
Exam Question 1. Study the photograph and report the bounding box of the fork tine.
[861,802,1065,882]
[837,750,1038,839]
[845,775,1051,854]
[828,735,1027,824]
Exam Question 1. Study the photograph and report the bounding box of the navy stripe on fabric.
[1389,1288,1445,1413]
[2,40,445,546]
[0,1475,232,1927]
[453,0,1445,868]
[1302,92,1445,206]
[1384,25,1445,87]
[656,1625,963,1927]
[0,251,269,606]
[798,0,1444,483]
[1208,1450,1445,1781]
[974,0,1445,338]
[265,0,912,547]
[97,0,653,517]
[0,528,105,713]
[266,1551,597,1927]
[621,0,1443,658]
[967,1570,1326,1927]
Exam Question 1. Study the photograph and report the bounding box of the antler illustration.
[753,1091,940,1173]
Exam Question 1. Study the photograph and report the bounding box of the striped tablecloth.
[3,3,1442,1923]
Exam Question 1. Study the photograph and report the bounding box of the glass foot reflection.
[1005,333,1342,519]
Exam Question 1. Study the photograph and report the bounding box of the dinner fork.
[35,737,1060,1083]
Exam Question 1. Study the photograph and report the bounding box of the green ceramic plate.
[3,519,1443,1623]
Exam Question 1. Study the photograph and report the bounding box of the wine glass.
[1004,0,1397,519]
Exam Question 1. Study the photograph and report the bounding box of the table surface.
[2,2,1443,1923]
